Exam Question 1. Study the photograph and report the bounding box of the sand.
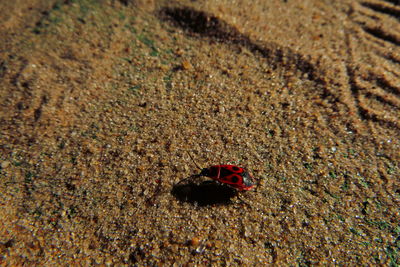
[0,0,399,265]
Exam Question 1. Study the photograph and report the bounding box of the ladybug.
[186,153,255,191]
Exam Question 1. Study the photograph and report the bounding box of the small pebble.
[182,60,193,70]
[189,237,200,246]
[1,161,10,169]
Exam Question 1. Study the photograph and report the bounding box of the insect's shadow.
[171,180,237,206]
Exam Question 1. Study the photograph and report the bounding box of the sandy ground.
[0,0,399,265]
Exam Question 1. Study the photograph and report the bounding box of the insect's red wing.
[220,165,245,174]
[207,165,254,191]
[206,165,243,180]
[218,173,247,190]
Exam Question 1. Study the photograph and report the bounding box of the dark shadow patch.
[128,247,146,264]
[383,0,400,7]
[33,107,42,121]
[158,6,320,82]
[33,1,66,34]
[159,7,238,41]
[2,239,15,248]
[361,2,400,21]
[117,0,132,6]
[0,61,6,79]
[171,181,237,206]
[362,25,400,46]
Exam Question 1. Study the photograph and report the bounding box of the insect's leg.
[177,174,202,185]
[186,151,203,171]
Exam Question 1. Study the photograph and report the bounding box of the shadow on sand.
[171,181,237,206]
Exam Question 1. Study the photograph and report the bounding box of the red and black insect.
[187,153,255,191]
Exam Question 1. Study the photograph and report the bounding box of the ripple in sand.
[346,0,400,128]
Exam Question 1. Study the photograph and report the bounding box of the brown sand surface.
[0,0,399,265]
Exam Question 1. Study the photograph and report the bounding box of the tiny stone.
[189,237,200,246]
[182,60,193,70]
[1,161,10,169]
